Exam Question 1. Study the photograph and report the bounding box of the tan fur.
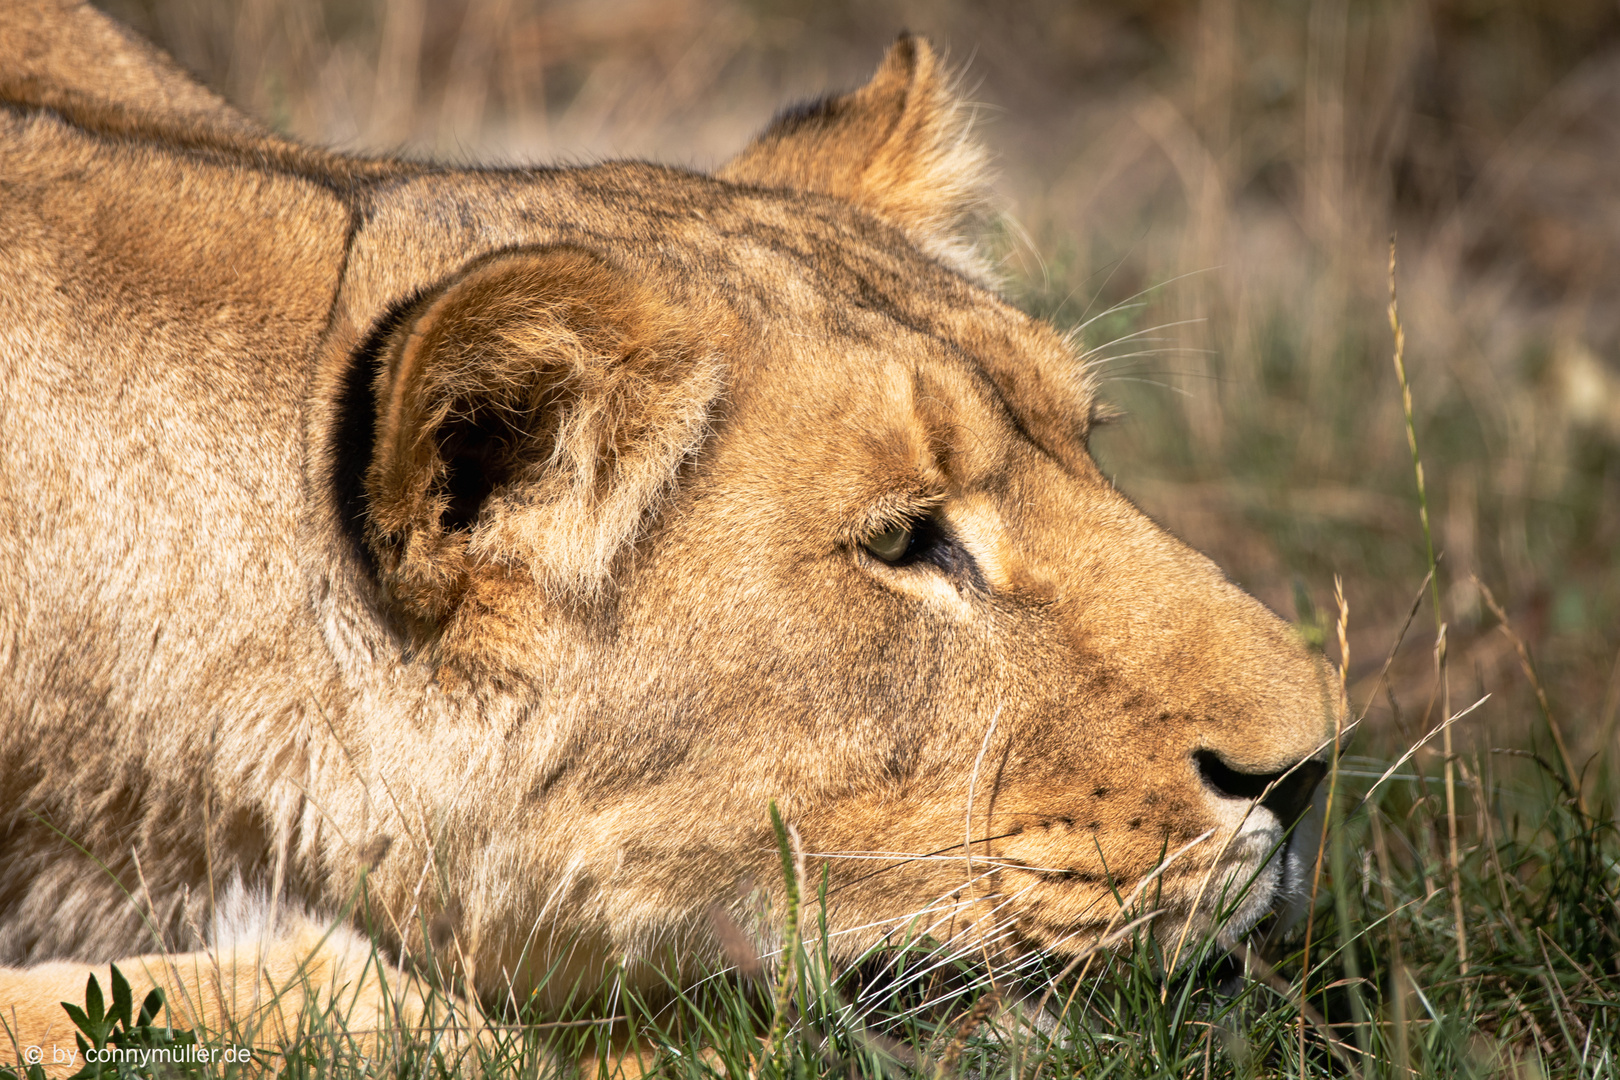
[0,1,1340,1066]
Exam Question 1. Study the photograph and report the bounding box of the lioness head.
[299,35,1337,1002]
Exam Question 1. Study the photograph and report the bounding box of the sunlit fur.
[0,0,1339,1061]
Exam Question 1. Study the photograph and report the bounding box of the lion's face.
[328,37,1337,999]
[345,205,1334,994]
[559,214,1332,976]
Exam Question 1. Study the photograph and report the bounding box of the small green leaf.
[83,974,103,1025]
[61,1002,92,1035]
[138,986,164,1027]
[109,964,132,1030]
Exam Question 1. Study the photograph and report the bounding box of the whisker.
[846,882,1025,993]
[808,888,990,949]
[1059,300,1148,347]
[1066,265,1220,340]
[826,830,1031,892]
[848,923,1027,1026]
[1080,346,1218,369]
[1097,376,1195,396]
[965,704,1002,889]
[851,881,1045,1003]
[804,851,1074,875]
[1076,316,1208,358]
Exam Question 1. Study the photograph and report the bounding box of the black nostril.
[1193,750,1328,827]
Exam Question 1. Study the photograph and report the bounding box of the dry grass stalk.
[1436,623,1469,981]
[1390,235,1469,982]
[1533,932,1588,1048]
[1386,237,1439,624]
[131,846,211,1040]
[1349,694,1488,819]
[933,989,999,1080]
[754,807,804,1080]
[1299,575,1350,1067]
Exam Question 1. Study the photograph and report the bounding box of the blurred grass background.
[94,0,1620,763]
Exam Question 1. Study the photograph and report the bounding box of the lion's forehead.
[383,165,1093,457]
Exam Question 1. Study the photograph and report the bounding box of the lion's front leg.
[0,918,485,1076]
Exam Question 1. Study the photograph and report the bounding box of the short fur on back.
[0,0,1339,1061]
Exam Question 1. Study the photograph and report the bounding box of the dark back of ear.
[361,246,721,627]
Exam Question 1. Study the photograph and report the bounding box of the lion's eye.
[858,515,981,586]
[863,524,913,564]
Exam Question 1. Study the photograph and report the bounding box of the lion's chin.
[1136,829,1308,958]
[1187,819,1322,953]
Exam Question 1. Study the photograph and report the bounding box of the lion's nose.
[1193,750,1327,827]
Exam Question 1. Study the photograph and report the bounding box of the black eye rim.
[890,515,946,567]
[859,513,984,587]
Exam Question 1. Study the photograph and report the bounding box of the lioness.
[0,0,1336,1059]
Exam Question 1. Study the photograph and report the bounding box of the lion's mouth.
[991,823,1311,961]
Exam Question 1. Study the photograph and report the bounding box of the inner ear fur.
[364,246,721,627]
[719,33,990,275]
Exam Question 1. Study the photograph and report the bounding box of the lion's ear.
[363,247,721,628]
[719,34,989,273]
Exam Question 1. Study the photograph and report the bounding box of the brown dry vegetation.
[94,0,1620,764]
